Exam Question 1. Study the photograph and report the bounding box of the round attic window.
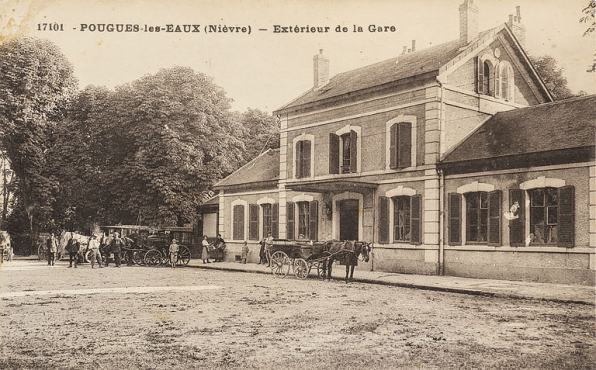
[494,48,501,58]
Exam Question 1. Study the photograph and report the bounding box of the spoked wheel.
[84,250,92,263]
[144,250,161,266]
[177,246,191,266]
[133,251,145,265]
[270,251,290,277]
[38,245,46,261]
[316,260,328,279]
[293,258,310,279]
[123,251,133,265]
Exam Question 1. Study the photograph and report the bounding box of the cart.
[268,239,331,279]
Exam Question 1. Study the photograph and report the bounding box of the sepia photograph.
[0,0,595,369]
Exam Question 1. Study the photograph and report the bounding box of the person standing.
[169,239,179,268]
[241,241,249,264]
[47,233,58,266]
[258,239,266,265]
[214,234,225,262]
[110,233,123,267]
[66,236,80,268]
[265,232,274,267]
[88,234,102,269]
[201,235,211,264]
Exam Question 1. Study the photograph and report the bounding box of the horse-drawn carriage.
[268,239,370,281]
[141,234,191,267]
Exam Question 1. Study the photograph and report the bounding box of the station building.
[210,0,596,285]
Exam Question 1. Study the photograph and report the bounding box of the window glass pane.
[547,206,558,225]
[480,192,488,209]
[546,188,558,206]
[531,207,544,226]
[531,189,544,207]
[480,209,488,226]
[393,196,411,242]
[478,226,487,243]
[466,194,478,209]
[467,209,479,226]
[467,226,478,242]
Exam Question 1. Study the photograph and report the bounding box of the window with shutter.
[341,133,351,174]
[476,56,484,94]
[389,124,398,169]
[465,192,488,243]
[558,186,574,248]
[329,133,339,174]
[488,190,502,246]
[272,203,279,238]
[233,205,245,240]
[389,122,412,169]
[286,202,295,240]
[393,196,411,242]
[249,204,259,240]
[296,141,303,179]
[297,201,309,238]
[448,193,462,245]
[302,140,311,178]
[410,195,422,245]
[261,203,273,237]
[309,200,318,241]
[529,187,559,244]
[378,197,389,244]
[509,189,525,247]
[349,130,358,173]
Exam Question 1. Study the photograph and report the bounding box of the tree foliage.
[0,37,78,240]
[530,55,574,100]
[236,108,280,164]
[581,0,596,72]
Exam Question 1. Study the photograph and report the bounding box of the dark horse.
[320,240,370,282]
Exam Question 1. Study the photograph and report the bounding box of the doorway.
[339,199,359,241]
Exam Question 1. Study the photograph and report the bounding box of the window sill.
[445,245,595,254]
[373,243,432,250]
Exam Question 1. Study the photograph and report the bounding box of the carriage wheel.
[133,251,144,265]
[124,251,133,265]
[84,250,92,263]
[144,250,161,266]
[316,260,328,279]
[270,251,290,277]
[38,245,46,261]
[160,253,171,266]
[177,246,191,266]
[293,258,309,280]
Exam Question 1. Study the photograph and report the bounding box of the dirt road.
[1,259,594,369]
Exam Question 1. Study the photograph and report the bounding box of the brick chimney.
[313,49,329,89]
[459,0,479,45]
[507,6,526,47]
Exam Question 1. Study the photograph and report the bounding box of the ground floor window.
[297,201,310,238]
[529,187,558,244]
[392,196,411,242]
[233,204,245,240]
[465,192,489,243]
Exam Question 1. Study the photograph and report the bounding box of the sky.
[1,0,594,113]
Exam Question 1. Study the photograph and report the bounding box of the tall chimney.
[313,49,330,89]
[411,40,416,52]
[459,0,479,45]
[507,6,526,47]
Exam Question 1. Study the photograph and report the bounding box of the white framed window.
[231,199,248,241]
[292,133,315,179]
[385,115,417,170]
[329,125,361,174]
[495,61,514,101]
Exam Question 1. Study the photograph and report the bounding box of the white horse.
[60,231,90,257]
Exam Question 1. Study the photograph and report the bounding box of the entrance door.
[339,199,359,241]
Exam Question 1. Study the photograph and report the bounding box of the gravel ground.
[1,259,594,370]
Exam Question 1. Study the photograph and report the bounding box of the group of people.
[200,234,226,263]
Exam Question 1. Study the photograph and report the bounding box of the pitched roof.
[213,148,280,189]
[276,29,499,113]
[441,95,596,164]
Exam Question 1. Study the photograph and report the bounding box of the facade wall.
[443,164,595,285]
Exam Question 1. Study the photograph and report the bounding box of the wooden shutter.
[303,140,311,178]
[286,201,295,240]
[410,195,422,245]
[249,204,259,240]
[558,186,575,248]
[309,200,318,241]
[350,130,358,173]
[389,124,398,169]
[509,189,525,247]
[488,190,502,246]
[476,56,484,94]
[329,133,339,174]
[272,203,279,238]
[448,193,462,245]
[233,205,244,240]
[378,196,389,244]
[398,122,412,168]
[295,141,303,178]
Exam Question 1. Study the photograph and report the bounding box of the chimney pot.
[411,40,416,52]
[313,49,330,89]
[507,6,526,47]
[402,46,407,54]
[459,0,479,45]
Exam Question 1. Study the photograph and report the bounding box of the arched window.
[495,61,514,101]
[483,61,491,95]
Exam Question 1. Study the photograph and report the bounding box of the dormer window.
[495,61,515,101]
[477,55,514,102]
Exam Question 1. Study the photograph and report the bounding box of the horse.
[60,231,91,263]
[320,240,370,282]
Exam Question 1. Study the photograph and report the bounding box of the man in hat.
[88,234,102,268]
[169,238,179,268]
[110,232,123,267]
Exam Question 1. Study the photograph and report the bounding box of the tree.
[530,55,574,100]
[0,37,78,250]
[581,0,595,72]
[236,108,280,164]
